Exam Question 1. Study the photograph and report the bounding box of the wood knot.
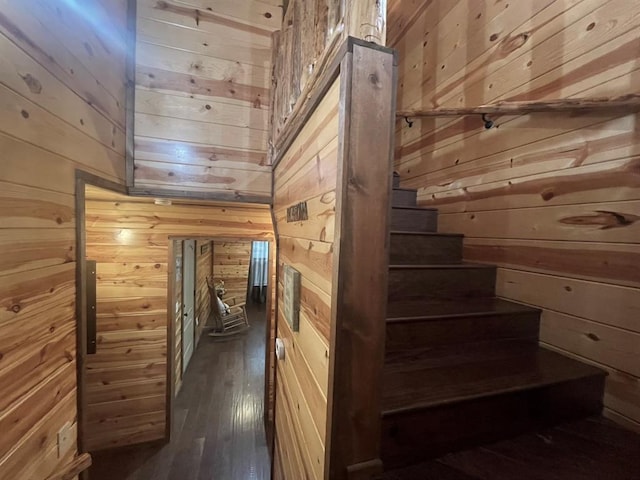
[21,110,29,119]
[20,73,42,94]
[11,304,21,313]
[586,333,600,342]
[586,22,596,31]
[489,33,499,42]
[540,189,554,201]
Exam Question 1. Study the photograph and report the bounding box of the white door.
[182,240,196,372]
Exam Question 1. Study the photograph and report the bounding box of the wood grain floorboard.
[89,304,271,480]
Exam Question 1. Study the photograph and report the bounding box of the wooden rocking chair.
[206,277,250,337]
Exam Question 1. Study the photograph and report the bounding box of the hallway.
[90,304,271,480]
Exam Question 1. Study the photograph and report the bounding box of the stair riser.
[381,375,605,468]
[391,209,438,233]
[386,312,540,353]
[390,234,463,264]
[392,189,417,207]
[388,267,496,303]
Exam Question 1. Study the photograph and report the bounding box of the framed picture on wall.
[283,265,301,332]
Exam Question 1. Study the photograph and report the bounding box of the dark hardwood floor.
[89,303,271,480]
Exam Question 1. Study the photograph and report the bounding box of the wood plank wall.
[0,1,127,478]
[269,0,341,145]
[272,77,341,480]
[84,185,274,451]
[133,0,280,199]
[269,0,386,159]
[195,240,212,344]
[212,241,252,304]
[389,0,640,431]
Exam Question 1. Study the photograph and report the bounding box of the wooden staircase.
[381,176,607,469]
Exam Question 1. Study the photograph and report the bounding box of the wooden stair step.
[392,187,417,207]
[386,309,540,353]
[380,348,606,467]
[393,172,401,189]
[379,417,640,480]
[385,339,540,369]
[386,297,536,321]
[382,347,605,414]
[388,264,496,303]
[390,231,462,264]
[391,207,438,232]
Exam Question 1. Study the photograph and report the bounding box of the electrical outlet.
[57,422,74,458]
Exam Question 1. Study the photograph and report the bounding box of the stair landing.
[378,417,640,480]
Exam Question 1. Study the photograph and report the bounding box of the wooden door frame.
[181,239,197,374]
[74,170,128,461]
[165,235,277,448]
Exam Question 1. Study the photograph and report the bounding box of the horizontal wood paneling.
[390,0,640,426]
[0,0,127,477]
[272,77,340,480]
[84,185,275,451]
[212,241,251,303]
[134,0,278,198]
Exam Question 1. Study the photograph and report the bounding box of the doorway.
[76,181,277,477]
[168,237,276,432]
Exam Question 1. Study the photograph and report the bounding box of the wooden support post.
[325,39,397,480]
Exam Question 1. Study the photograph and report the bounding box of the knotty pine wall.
[84,186,274,450]
[272,78,340,480]
[389,0,640,430]
[212,241,252,303]
[0,1,127,478]
[133,0,280,199]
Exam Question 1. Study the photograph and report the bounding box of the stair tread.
[393,187,417,192]
[385,339,539,367]
[389,263,495,270]
[392,205,438,211]
[381,347,605,415]
[387,297,538,321]
[378,417,640,480]
[390,231,463,237]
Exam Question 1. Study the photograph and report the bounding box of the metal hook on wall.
[404,116,414,128]
[481,113,494,129]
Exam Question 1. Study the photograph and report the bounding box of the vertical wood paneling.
[390,0,640,430]
[272,77,341,480]
[84,186,275,451]
[133,0,279,199]
[0,0,127,477]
